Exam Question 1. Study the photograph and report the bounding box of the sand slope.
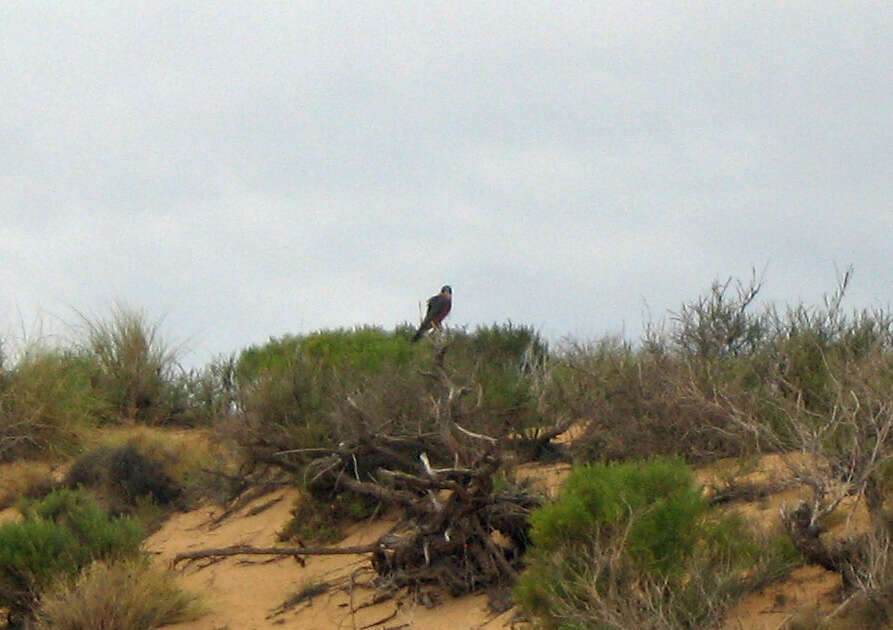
[140,452,872,629]
[147,489,518,630]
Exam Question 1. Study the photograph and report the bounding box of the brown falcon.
[412,285,452,342]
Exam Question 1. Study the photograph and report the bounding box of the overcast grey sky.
[2,2,891,364]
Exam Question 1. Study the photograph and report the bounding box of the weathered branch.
[173,542,379,567]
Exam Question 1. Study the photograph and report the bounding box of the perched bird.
[412,285,452,342]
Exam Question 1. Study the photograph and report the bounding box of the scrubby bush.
[516,458,798,630]
[230,323,556,541]
[66,442,181,513]
[278,491,377,545]
[33,556,203,630]
[562,270,893,464]
[166,354,238,426]
[233,327,430,474]
[0,489,143,624]
[234,324,556,469]
[79,306,181,424]
[0,347,102,462]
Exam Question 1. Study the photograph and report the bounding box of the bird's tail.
[411,328,424,342]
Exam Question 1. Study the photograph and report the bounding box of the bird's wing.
[424,294,447,320]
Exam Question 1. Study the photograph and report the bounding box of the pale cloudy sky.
[1,2,891,365]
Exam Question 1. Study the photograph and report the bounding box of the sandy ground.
[2,434,870,630]
[720,565,842,630]
[147,488,520,630]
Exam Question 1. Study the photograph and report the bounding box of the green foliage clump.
[444,323,551,440]
[302,327,418,374]
[527,458,707,573]
[33,557,203,630]
[237,326,421,387]
[233,323,558,479]
[516,458,787,630]
[234,327,430,463]
[0,489,143,623]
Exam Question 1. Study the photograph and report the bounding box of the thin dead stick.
[360,605,400,629]
[454,422,498,444]
[173,542,378,567]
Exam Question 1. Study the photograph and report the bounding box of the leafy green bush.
[233,323,558,479]
[33,557,203,630]
[0,489,143,623]
[526,458,707,573]
[437,323,553,441]
[516,458,790,630]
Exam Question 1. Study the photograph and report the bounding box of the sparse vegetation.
[0,461,56,510]
[0,274,890,628]
[78,306,181,424]
[0,489,143,625]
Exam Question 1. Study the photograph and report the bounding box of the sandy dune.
[147,488,518,630]
[145,452,864,630]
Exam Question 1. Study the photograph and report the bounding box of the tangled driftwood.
[175,343,560,598]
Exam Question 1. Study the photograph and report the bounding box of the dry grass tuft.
[0,461,56,510]
[33,556,203,630]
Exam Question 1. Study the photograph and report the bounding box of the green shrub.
[516,458,785,630]
[527,458,707,573]
[441,324,553,441]
[233,327,430,469]
[302,327,419,374]
[33,557,203,630]
[0,489,143,623]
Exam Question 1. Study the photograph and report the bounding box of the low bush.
[515,458,798,630]
[0,489,143,624]
[33,556,203,630]
[65,442,181,514]
[233,327,430,477]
